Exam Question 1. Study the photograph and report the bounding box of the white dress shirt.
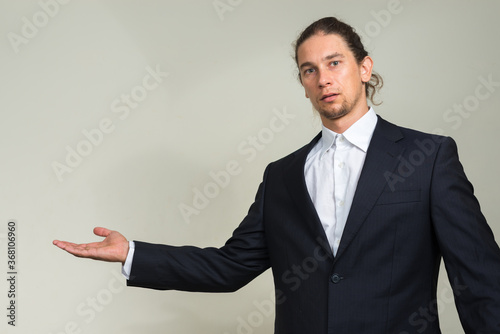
[304,107,377,255]
[123,108,378,278]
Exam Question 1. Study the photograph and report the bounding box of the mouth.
[321,93,339,102]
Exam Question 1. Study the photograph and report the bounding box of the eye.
[330,60,339,66]
[304,68,315,75]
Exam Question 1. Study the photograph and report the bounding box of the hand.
[53,227,130,264]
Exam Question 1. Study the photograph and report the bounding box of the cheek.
[302,86,311,99]
[303,84,315,99]
[341,72,361,92]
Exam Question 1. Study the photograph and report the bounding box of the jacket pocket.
[376,189,421,205]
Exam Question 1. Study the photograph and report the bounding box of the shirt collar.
[319,107,378,158]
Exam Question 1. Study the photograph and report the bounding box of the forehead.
[297,33,352,66]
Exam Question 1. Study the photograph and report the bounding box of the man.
[53,17,500,333]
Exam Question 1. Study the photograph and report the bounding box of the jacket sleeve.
[126,166,271,293]
[430,137,500,333]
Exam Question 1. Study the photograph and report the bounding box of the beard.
[314,86,363,121]
[316,99,352,120]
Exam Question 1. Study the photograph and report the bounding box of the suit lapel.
[281,116,405,261]
[334,116,405,261]
[283,133,334,258]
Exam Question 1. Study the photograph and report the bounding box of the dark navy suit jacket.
[128,116,500,333]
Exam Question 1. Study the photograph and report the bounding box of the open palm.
[53,227,129,264]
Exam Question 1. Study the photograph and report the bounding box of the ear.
[359,56,374,83]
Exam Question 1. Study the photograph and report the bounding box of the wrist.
[120,240,130,265]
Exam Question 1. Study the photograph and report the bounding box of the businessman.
[54,17,500,333]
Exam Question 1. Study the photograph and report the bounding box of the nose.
[317,69,332,88]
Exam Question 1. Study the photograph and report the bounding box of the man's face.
[297,33,372,123]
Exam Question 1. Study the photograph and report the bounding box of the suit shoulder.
[377,116,451,143]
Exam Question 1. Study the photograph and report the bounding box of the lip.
[321,93,339,102]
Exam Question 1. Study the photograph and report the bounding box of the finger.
[54,240,82,251]
[53,241,86,256]
[53,240,73,249]
[53,240,95,253]
[93,227,111,238]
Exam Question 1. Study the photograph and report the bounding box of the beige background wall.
[1,0,499,333]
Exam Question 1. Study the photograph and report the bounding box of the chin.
[319,106,350,120]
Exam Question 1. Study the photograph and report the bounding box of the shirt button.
[331,273,342,284]
[339,136,345,143]
[338,162,345,168]
[338,200,344,207]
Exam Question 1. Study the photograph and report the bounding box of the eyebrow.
[324,53,344,61]
[299,52,345,70]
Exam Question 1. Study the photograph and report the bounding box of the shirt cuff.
[121,240,135,280]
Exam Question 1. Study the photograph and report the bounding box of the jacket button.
[331,274,342,284]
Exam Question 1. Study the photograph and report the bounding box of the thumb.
[93,227,111,238]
